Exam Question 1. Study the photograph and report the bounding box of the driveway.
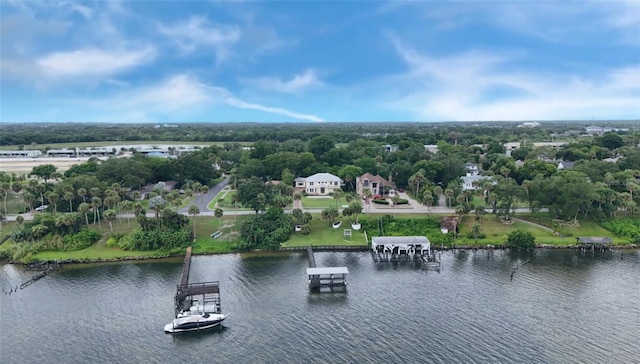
[180,178,230,213]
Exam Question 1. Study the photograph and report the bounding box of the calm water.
[1,249,639,364]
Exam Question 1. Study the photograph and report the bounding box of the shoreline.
[4,243,637,266]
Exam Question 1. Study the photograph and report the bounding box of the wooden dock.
[306,246,348,292]
[174,247,221,317]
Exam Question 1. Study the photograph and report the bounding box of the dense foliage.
[361,215,453,247]
[239,208,293,250]
[600,219,640,242]
[506,230,536,249]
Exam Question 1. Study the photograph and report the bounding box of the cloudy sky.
[1,0,639,123]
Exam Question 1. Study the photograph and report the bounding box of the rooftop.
[306,267,349,275]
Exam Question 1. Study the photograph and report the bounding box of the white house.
[295,173,343,196]
[465,162,479,176]
[461,175,494,191]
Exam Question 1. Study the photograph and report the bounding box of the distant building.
[0,150,42,158]
[518,121,541,128]
[383,144,398,152]
[557,161,575,171]
[461,175,493,191]
[465,162,479,176]
[424,145,439,154]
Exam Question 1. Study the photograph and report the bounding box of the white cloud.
[241,69,324,94]
[99,74,324,122]
[225,97,324,122]
[158,16,241,63]
[37,47,156,78]
[69,3,94,19]
[379,36,640,121]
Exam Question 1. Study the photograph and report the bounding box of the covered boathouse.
[371,236,440,269]
[577,237,613,253]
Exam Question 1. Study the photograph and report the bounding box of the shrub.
[601,219,640,242]
[506,230,535,249]
[62,229,101,251]
[372,199,389,205]
[395,199,409,205]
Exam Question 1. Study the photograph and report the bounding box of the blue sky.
[1,0,639,123]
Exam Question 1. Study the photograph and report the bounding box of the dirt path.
[513,217,554,233]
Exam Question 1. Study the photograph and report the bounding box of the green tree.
[321,207,340,226]
[507,230,535,249]
[338,165,363,191]
[78,202,90,226]
[348,201,363,224]
[333,188,343,208]
[471,224,481,244]
[30,164,57,182]
[104,209,117,233]
[237,177,269,213]
[308,134,335,159]
[189,205,200,239]
[1,182,10,215]
[214,208,224,230]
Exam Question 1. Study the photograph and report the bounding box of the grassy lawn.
[458,215,626,246]
[192,215,245,254]
[281,216,367,247]
[301,196,341,209]
[208,187,234,209]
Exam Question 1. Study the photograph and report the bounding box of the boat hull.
[164,314,227,333]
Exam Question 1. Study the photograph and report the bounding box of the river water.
[1,249,638,363]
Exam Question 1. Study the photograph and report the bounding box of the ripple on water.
[1,249,639,363]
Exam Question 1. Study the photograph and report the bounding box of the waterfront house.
[295,173,343,195]
[355,173,394,196]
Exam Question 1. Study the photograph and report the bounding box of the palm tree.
[45,191,59,213]
[16,215,24,226]
[189,205,200,239]
[35,183,46,206]
[293,192,302,209]
[214,208,224,231]
[149,195,165,219]
[119,200,133,225]
[104,209,117,233]
[433,186,443,206]
[78,202,90,226]
[11,181,22,211]
[445,188,454,207]
[471,224,481,244]
[1,182,10,215]
[321,207,339,226]
[474,205,485,224]
[422,194,434,216]
[333,188,343,209]
[77,187,87,203]
[64,191,74,213]
[23,192,35,212]
[348,201,363,225]
[91,197,102,228]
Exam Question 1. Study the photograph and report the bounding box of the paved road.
[179,178,230,214]
[2,184,547,221]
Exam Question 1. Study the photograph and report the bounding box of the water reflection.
[0,249,638,364]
